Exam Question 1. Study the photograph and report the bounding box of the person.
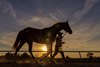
[52,32,66,63]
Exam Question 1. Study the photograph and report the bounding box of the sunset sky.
[0,0,100,54]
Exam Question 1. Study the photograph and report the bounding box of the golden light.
[41,45,47,51]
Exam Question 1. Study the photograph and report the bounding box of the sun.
[41,45,47,51]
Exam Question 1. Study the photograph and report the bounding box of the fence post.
[79,51,82,58]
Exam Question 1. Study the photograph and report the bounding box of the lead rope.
[62,32,69,48]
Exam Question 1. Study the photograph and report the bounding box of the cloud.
[0,0,99,51]
[72,0,98,24]
[64,20,100,51]
[17,10,69,29]
[49,10,69,22]
[0,0,17,19]
[18,16,57,29]
[0,32,45,51]
[68,0,100,50]
[0,32,17,48]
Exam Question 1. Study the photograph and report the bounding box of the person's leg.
[59,49,66,63]
[52,47,59,58]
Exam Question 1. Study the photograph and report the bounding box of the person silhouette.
[52,32,66,63]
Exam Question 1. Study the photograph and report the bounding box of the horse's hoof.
[35,61,38,64]
[39,57,44,61]
[34,60,39,64]
[12,61,17,64]
[50,60,57,64]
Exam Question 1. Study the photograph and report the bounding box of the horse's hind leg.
[14,41,25,58]
[28,44,35,59]
[28,42,38,63]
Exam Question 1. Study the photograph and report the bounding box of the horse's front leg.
[40,39,52,61]
[50,43,52,58]
[40,44,52,61]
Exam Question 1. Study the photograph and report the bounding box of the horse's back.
[18,26,56,44]
[23,27,40,31]
[19,27,45,43]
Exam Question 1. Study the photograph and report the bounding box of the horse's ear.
[66,20,69,23]
[65,20,69,23]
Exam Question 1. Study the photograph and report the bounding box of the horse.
[12,20,72,62]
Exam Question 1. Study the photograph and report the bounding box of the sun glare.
[41,45,47,51]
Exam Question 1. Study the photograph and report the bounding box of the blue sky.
[0,0,100,51]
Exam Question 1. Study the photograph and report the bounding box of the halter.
[62,32,67,38]
[62,32,69,48]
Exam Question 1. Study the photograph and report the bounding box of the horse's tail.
[12,31,21,50]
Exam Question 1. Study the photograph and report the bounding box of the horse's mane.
[52,22,63,28]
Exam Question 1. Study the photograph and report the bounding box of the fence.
[0,51,100,58]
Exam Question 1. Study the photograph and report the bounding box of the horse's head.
[62,20,72,34]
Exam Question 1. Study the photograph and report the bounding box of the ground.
[0,62,100,67]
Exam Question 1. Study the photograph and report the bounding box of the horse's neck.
[42,23,62,35]
[52,23,62,33]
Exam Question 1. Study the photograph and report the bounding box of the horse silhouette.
[12,20,72,62]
